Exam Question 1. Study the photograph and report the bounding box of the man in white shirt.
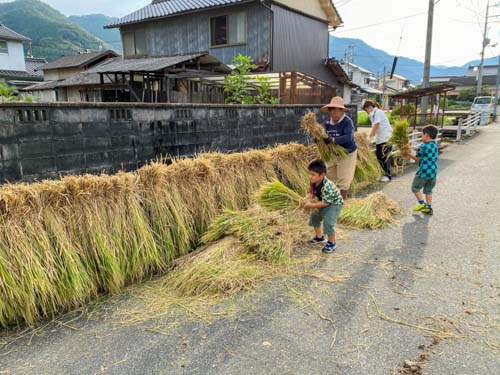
[363,100,393,182]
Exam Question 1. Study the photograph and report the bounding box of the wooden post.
[279,73,286,104]
[456,118,463,142]
[290,72,298,104]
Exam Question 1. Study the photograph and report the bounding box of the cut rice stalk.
[255,179,304,212]
[339,192,401,229]
[301,112,347,163]
[388,118,411,157]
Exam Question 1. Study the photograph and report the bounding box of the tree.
[224,54,279,104]
[224,54,257,104]
[0,82,16,102]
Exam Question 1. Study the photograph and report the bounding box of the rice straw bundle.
[339,192,401,229]
[201,208,291,263]
[162,237,264,297]
[351,133,383,192]
[301,112,347,163]
[255,179,304,212]
[388,118,411,157]
[268,143,313,196]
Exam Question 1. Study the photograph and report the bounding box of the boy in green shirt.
[303,159,344,254]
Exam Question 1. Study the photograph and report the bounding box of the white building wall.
[0,40,26,71]
[343,84,351,104]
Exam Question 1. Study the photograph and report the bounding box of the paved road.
[1,124,499,375]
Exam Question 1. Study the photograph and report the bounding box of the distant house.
[0,23,44,90]
[23,50,118,101]
[102,0,350,103]
[430,62,499,97]
[377,73,411,95]
[340,61,379,93]
[466,64,498,77]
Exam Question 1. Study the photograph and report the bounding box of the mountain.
[69,14,122,53]
[330,35,498,83]
[0,0,113,62]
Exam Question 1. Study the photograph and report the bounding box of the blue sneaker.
[310,236,326,244]
[322,241,337,254]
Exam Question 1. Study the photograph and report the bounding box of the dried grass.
[339,192,401,229]
[301,112,347,163]
[388,118,411,156]
[351,133,383,193]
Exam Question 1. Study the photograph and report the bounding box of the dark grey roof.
[38,50,119,71]
[0,23,31,42]
[25,57,47,77]
[105,0,251,28]
[449,75,498,86]
[21,80,63,91]
[85,53,230,73]
[0,69,41,80]
[58,73,115,87]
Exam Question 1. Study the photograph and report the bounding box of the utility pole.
[494,54,500,119]
[421,0,435,121]
[477,0,490,96]
[382,65,386,108]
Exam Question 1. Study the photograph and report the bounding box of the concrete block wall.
[0,103,334,183]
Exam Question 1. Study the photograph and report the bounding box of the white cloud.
[40,0,150,18]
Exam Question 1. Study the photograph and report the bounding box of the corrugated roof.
[21,80,63,91]
[38,50,119,71]
[25,57,47,77]
[106,0,254,28]
[107,0,342,28]
[0,23,31,42]
[0,69,41,80]
[85,53,229,73]
[58,73,115,87]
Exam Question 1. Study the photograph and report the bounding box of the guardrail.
[456,112,481,141]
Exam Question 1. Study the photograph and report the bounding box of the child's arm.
[303,201,329,209]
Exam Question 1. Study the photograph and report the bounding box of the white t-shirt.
[370,108,392,144]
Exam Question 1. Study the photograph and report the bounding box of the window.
[364,78,371,85]
[123,30,147,57]
[0,40,8,54]
[210,12,246,47]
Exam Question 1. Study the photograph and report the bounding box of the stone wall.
[0,103,358,183]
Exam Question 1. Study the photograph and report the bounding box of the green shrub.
[357,111,371,126]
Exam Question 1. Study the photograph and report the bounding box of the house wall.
[67,88,82,102]
[273,0,328,22]
[0,103,325,183]
[0,40,26,71]
[31,90,57,102]
[122,3,271,66]
[44,68,83,81]
[271,4,333,85]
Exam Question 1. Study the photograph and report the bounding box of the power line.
[334,12,427,33]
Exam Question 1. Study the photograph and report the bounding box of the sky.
[34,0,500,67]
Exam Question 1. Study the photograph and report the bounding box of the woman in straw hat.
[320,96,358,199]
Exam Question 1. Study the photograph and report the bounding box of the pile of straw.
[301,112,347,163]
[388,118,411,157]
[0,143,310,327]
[351,133,383,192]
[339,192,401,229]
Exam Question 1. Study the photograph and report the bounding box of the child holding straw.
[405,125,439,215]
[320,96,358,200]
[303,159,344,254]
[363,100,393,182]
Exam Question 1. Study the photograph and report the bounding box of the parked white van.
[471,96,495,124]
[471,96,494,114]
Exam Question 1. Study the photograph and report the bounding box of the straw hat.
[321,96,347,113]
